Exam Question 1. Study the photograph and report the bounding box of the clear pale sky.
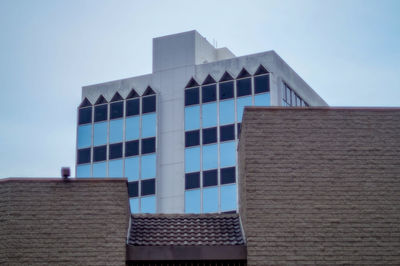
[0,0,399,178]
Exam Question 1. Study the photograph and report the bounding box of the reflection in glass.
[254,93,270,106]
[185,105,200,131]
[109,119,123,143]
[203,187,218,213]
[142,113,156,138]
[185,147,200,173]
[93,122,108,146]
[202,144,218,170]
[219,99,235,125]
[185,189,200,213]
[92,162,107,177]
[220,141,236,167]
[125,157,139,181]
[77,124,92,148]
[76,164,91,177]
[236,96,252,122]
[202,102,217,128]
[141,196,156,213]
[141,154,156,179]
[221,184,237,212]
[126,116,140,140]
[108,159,123,177]
[129,198,139,214]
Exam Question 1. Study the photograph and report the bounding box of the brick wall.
[239,107,400,265]
[0,178,129,265]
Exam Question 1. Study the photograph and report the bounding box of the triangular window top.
[95,95,108,105]
[79,97,92,108]
[254,65,269,75]
[237,68,251,79]
[143,86,155,96]
[185,77,199,88]
[127,89,139,99]
[202,74,216,85]
[219,71,233,82]
[111,92,123,102]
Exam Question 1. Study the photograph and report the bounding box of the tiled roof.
[128,213,244,246]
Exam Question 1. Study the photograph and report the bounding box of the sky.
[0,0,399,178]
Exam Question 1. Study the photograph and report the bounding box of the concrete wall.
[239,107,400,265]
[0,179,129,265]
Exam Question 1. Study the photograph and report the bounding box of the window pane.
[202,84,216,103]
[202,144,218,170]
[93,145,107,162]
[221,184,237,212]
[141,179,155,196]
[219,99,235,125]
[202,102,217,128]
[125,140,139,157]
[219,81,234,100]
[76,164,91,177]
[185,172,200,189]
[129,198,139,214]
[185,87,199,106]
[220,141,236,167]
[79,107,92,125]
[254,93,270,106]
[125,156,139,181]
[126,116,140,140]
[254,75,269,93]
[141,196,156,213]
[236,96,252,122]
[109,159,123,177]
[94,104,108,122]
[203,187,218,213]
[237,123,241,137]
[185,189,200,213]
[236,78,251,97]
[185,130,200,147]
[142,95,156,113]
[77,148,91,164]
[185,105,200,131]
[128,181,138,197]
[142,113,156,138]
[221,167,236,184]
[110,101,123,119]
[185,147,200,173]
[141,154,156,179]
[93,162,107,177]
[109,119,123,143]
[77,124,92,148]
[203,169,218,187]
[126,98,140,116]
[93,122,107,146]
[109,143,122,159]
[220,124,235,142]
[202,127,217,145]
[141,137,156,154]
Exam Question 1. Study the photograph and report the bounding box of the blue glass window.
[220,141,236,167]
[219,81,234,100]
[221,167,236,184]
[142,113,156,138]
[125,157,139,181]
[219,99,235,125]
[128,181,139,197]
[185,189,200,213]
[202,127,217,145]
[185,172,200,189]
[109,143,122,159]
[141,154,156,179]
[185,87,199,106]
[77,148,91,164]
[92,162,107,177]
[76,164,91,177]
[109,119,123,143]
[93,145,107,162]
[202,102,217,128]
[236,78,251,97]
[93,122,107,146]
[185,105,200,131]
[77,124,92,148]
[203,169,218,187]
[202,84,216,103]
[78,107,92,125]
[254,93,270,106]
[203,187,218,213]
[108,159,123,177]
[125,140,139,157]
[185,147,200,173]
[202,144,218,170]
[185,130,200,147]
[142,95,156,114]
[141,179,155,196]
[236,96,252,122]
[110,101,123,119]
[94,104,108,122]
[129,198,139,214]
[141,137,156,154]
[141,196,156,213]
[220,184,237,212]
[125,116,140,141]
[126,98,140,116]
[254,75,269,93]
[220,124,235,142]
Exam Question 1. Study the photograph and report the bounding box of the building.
[75,30,328,214]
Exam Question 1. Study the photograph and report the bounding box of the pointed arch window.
[110,92,124,119]
[94,95,108,122]
[126,89,140,117]
[78,98,92,125]
[142,87,156,114]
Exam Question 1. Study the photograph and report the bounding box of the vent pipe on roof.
[61,167,70,181]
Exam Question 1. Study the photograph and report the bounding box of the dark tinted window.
[185,172,200,189]
[254,75,269,93]
[202,127,217,145]
[93,145,107,162]
[203,169,218,187]
[78,107,92,125]
[185,130,200,147]
[94,104,108,122]
[125,140,139,157]
[109,143,122,159]
[126,98,140,116]
[220,124,235,142]
[141,179,155,196]
[202,84,216,103]
[219,81,234,100]
[77,148,91,164]
[185,87,199,106]
[110,101,123,119]
[142,137,156,154]
[237,123,241,136]
[142,95,156,114]
[128,181,138,197]
[236,78,251,97]
[221,167,235,184]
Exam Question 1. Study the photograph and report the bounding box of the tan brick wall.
[239,107,400,265]
[0,179,129,266]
